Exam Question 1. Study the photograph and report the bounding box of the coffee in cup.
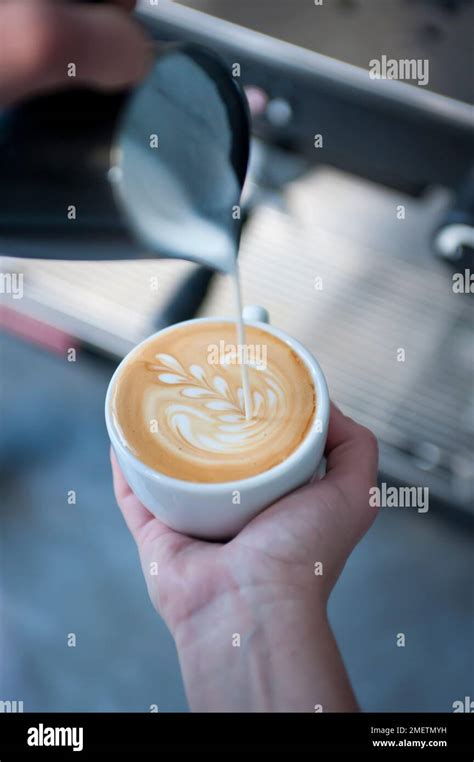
[111,321,315,483]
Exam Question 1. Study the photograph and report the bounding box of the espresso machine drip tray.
[205,169,474,517]
[2,166,473,516]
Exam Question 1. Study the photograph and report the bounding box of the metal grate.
[201,169,474,511]
[0,258,196,358]
[2,166,473,511]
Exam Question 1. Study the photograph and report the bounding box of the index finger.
[324,402,379,497]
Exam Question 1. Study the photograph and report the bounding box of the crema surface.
[112,322,315,483]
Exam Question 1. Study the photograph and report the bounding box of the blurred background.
[1,0,473,711]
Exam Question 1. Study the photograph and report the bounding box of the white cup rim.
[105,317,330,493]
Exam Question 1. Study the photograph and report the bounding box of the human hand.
[111,403,378,712]
[0,0,152,107]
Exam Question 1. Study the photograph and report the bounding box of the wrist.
[174,588,355,712]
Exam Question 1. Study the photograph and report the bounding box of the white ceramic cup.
[105,307,330,540]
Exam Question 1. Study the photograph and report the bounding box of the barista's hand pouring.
[0,0,269,112]
[2,1,379,712]
[0,0,152,107]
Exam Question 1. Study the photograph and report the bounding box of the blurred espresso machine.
[0,0,473,519]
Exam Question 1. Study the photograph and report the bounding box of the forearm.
[174,593,358,713]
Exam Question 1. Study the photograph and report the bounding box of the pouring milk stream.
[111,44,254,418]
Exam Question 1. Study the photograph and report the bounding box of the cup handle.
[243,305,270,324]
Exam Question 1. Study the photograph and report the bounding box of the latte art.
[113,322,315,482]
[145,352,286,455]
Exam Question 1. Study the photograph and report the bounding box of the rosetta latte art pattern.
[144,353,286,454]
[112,322,315,482]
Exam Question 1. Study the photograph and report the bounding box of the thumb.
[110,449,197,608]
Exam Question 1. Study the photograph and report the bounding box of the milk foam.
[144,352,285,457]
[113,323,315,483]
